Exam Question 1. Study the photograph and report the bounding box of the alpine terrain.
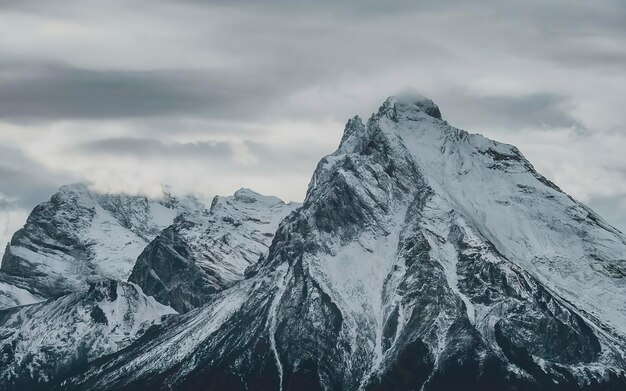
[0,184,186,305]
[0,280,175,388]
[129,188,300,313]
[0,186,298,390]
[1,91,626,391]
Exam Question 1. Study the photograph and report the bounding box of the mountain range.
[0,91,625,390]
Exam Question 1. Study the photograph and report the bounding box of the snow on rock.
[0,279,175,389]
[0,184,191,306]
[129,188,300,313]
[383,95,626,335]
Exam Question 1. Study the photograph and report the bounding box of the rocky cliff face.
[0,184,185,304]
[0,280,175,391]
[129,189,300,313]
[52,92,626,390]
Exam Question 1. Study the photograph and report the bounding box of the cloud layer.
[1,0,625,253]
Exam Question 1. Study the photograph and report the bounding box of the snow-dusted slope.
[54,92,626,390]
[384,91,626,335]
[0,280,175,390]
[0,184,185,304]
[129,189,300,313]
[0,280,43,309]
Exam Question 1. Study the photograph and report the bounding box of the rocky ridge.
[0,280,175,391]
[0,184,189,305]
[129,188,300,313]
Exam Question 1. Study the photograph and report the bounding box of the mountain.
[52,91,626,390]
[0,280,175,390]
[129,189,300,313]
[0,184,189,306]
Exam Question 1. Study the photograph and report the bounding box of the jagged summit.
[380,88,443,120]
[48,183,94,210]
[56,182,89,194]
[338,115,366,151]
[0,184,190,303]
[337,90,444,155]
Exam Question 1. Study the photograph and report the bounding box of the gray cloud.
[78,137,234,159]
[0,0,625,237]
[587,195,626,234]
[76,136,329,176]
[243,141,331,173]
[0,64,299,122]
[5,62,585,129]
[439,90,583,132]
[2,0,623,126]
[0,146,73,209]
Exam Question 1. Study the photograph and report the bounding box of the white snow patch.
[268,263,289,391]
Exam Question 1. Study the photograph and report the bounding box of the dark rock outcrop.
[129,189,299,313]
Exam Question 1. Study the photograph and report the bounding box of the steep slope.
[0,280,42,309]
[53,92,626,390]
[0,184,185,303]
[129,189,300,313]
[0,280,175,391]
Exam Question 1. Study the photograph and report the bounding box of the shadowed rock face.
[14,93,626,391]
[0,185,187,305]
[0,185,96,298]
[129,189,300,313]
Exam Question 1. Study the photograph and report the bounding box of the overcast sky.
[1,0,626,253]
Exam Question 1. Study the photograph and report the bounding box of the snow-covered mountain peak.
[378,89,443,121]
[232,187,285,205]
[336,91,444,158]
[320,93,626,334]
[0,184,193,303]
[44,183,95,220]
[55,183,89,195]
[260,95,626,389]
